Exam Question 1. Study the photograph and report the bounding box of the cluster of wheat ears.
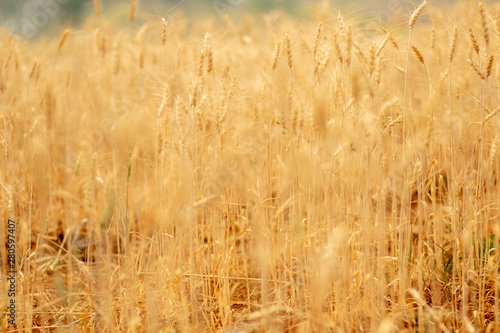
[1,0,500,331]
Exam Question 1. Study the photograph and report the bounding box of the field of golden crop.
[1,0,500,331]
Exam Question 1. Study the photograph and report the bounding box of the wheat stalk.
[449,27,458,63]
[479,2,489,49]
[409,1,427,30]
[129,1,136,22]
[467,58,486,79]
[404,0,428,148]
[313,22,323,61]
[468,27,480,55]
[368,43,376,75]
[57,29,70,51]
[380,29,399,50]
[314,43,330,80]
[430,25,435,50]
[272,39,282,71]
[161,18,167,46]
[93,0,100,17]
[285,34,293,70]
[411,45,424,65]
[345,24,352,65]
[486,54,494,78]
[333,32,343,63]
[354,42,368,66]
[112,36,121,75]
[484,107,500,123]
[376,35,389,58]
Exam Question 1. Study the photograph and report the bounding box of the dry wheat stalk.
[376,35,389,58]
[136,24,147,44]
[272,39,282,71]
[175,96,184,134]
[449,27,458,63]
[139,46,145,68]
[381,29,399,50]
[202,33,213,74]
[112,36,121,75]
[468,27,480,55]
[486,54,494,78]
[345,24,352,65]
[404,1,427,148]
[57,29,70,51]
[161,18,167,46]
[440,68,449,81]
[285,34,293,70]
[369,43,376,75]
[338,15,345,38]
[291,103,298,133]
[190,79,200,108]
[430,25,435,50]
[129,1,136,22]
[156,124,163,157]
[29,59,39,79]
[197,47,205,78]
[467,58,485,79]
[479,2,489,48]
[408,159,422,189]
[314,43,330,80]
[495,15,500,39]
[93,0,100,17]
[158,84,169,119]
[195,100,205,133]
[218,80,234,130]
[207,48,213,74]
[374,57,382,85]
[354,42,368,65]
[489,135,498,161]
[94,28,105,58]
[333,32,343,63]
[409,1,427,29]
[411,45,425,65]
[313,22,323,60]
[484,107,500,123]
[394,64,406,74]
[223,14,233,34]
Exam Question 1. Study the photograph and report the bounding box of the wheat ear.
[93,0,100,17]
[129,1,136,22]
[479,2,489,49]
[409,1,427,30]
[57,29,70,51]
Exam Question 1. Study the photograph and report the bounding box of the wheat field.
[1,0,500,331]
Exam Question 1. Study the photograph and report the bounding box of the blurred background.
[0,0,454,39]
